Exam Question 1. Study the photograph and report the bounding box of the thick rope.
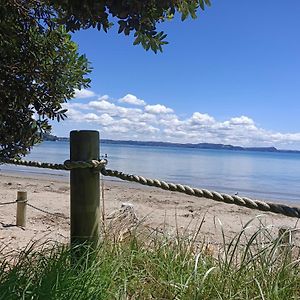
[1,158,107,171]
[2,158,300,219]
[101,168,300,219]
[64,159,107,170]
[1,158,66,170]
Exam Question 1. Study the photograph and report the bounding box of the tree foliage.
[0,0,90,158]
[52,0,211,53]
[0,0,210,159]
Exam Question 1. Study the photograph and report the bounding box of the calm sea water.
[2,141,300,203]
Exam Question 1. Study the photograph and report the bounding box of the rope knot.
[63,159,107,170]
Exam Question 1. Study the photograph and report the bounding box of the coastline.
[0,170,300,254]
[13,140,300,203]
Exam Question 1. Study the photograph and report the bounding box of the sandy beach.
[1,170,300,255]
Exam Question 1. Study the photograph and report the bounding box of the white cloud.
[60,93,300,149]
[108,125,129,133]
[63,102,87,110]
[88,98,143,119]
[145,104,173,114]
[189,112,215,125]
[65,107,83,119]
[84,113,99,122]
[117,106,143,118]
[98,114,114,126]
[135,113,157,123]
[228,116,255,126]
[89,100,116,111]
[74,89,96,99]
[119,94,146,106]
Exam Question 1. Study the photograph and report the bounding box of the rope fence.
[1,130,300,251]
[0,201,17,206]
[0,195,69,224]
[101,168,300,219]
[27,203,69,219]
[1,158,107,171]
[1,157,300,219]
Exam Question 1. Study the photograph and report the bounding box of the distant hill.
[42,134,300,154]
[101,140,287,153]
[42,133,67,142]
[42,133,59,141]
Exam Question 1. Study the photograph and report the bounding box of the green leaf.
[133,36,140,45]
[199,0,205,10]
[118,21,126,34]
[124,27,130,36]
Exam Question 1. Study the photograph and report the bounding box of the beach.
[1,170,300,255]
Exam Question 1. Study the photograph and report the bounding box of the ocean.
[1,141,300,203]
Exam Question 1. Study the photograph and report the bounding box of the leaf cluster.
[51,0,211,53]
[0,0,91,158]
[0,0,211,159]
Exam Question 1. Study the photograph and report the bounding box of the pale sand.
[0,171,300,254]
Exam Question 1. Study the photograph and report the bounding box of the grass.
[0,218,300,299]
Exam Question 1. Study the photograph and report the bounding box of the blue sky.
[52,1,300,149]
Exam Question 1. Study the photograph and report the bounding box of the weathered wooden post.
[16,191,27,227]
[70,130,100,249]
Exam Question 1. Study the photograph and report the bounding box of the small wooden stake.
[16,191,27,227]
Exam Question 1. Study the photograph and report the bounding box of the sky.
[52,1,300,150]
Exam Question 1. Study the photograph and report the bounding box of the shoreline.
[1,170,300,254]
[1,166,299,206]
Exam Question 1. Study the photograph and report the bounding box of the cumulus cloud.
[62,93,300,149]
[118,94,146,106]
[98,114,115,126]
[83,113,99,122]
[89,100,116,111]
[74,88,96,99]
[189,112,215,125]
[89,98,143,119]
[229,115,254,125]
[145,104,173,114]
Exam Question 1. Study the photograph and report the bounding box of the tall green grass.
[0,219,299,299]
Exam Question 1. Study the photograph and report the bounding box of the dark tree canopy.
[0,0,90,158]
[0,0,210,159]
[52,0,211,53]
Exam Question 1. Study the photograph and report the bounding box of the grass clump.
[0,220,300,299]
